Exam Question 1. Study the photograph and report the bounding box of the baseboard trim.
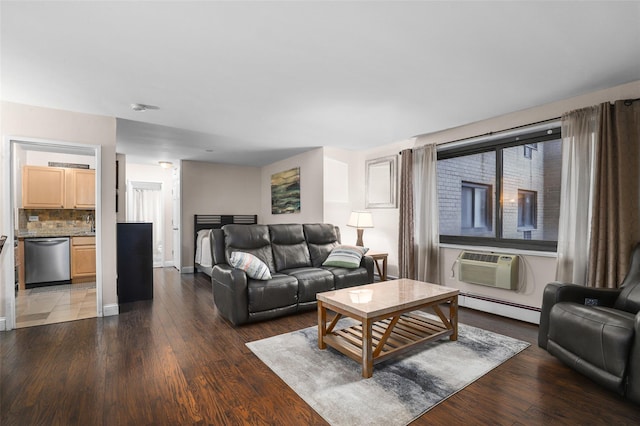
[459,293,540,324]
[0,317,5,331]
[163,260,174,268]
[103,304,119,317]
[182,266,194,274]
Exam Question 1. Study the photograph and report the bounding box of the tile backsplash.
[18,209,95,232]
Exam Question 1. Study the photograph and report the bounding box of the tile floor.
[15,284,97,328]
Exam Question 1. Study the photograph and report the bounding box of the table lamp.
[347,211,373,247]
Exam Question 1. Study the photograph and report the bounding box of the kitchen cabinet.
[71,236,96,282]
[22,165,66,208]
[22,166,95,209]
[16,239,25,290]
[67,169,96,209]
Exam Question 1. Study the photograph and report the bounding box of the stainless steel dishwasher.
[25,237,71,287]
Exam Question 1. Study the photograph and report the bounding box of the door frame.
[172,167,181,271]
[2,136,102,330]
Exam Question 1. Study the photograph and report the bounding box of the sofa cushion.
[229,251,272,280]
[224,224,275,273]
[548,303,635,379]
[304,224,340,267]
[323,265,372,289]
[270,224,312,271]
[282,267,334,303]
[323,245,369,268]
[247,273,298,313]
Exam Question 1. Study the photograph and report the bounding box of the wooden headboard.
[193,214,258,266]
[194,214,258,235]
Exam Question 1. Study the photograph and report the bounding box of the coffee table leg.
[318,301,327,349]
[450,295,458,341]
[362,319,373,378]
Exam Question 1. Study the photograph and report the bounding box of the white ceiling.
[2,1,639,166]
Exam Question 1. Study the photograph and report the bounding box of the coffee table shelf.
[323,311,453,365]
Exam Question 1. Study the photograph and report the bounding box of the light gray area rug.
[246,313,529,426]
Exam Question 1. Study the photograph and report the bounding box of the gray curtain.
[398,149,415,278]
[413,144,440,283]
[555,106,600,284]
[588,100,640,288]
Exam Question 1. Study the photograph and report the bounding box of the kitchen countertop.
[16,229,95,238]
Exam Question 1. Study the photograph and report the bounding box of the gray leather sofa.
[538,243,640,404]
[210,223,374,325]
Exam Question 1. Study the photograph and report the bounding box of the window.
[461,182,492,232]
[517,190,537,229]
[523,143,538,159]
[438,151,495,238]
[437,126,561,251]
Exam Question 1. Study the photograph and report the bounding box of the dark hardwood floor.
[1,268,639,425]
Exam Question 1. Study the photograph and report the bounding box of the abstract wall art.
[271,167,300,214]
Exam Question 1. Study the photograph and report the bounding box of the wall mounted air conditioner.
[458,251,519,290]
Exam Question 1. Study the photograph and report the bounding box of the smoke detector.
[130,103,159,112]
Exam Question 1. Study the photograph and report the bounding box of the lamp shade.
[347,211,373,229]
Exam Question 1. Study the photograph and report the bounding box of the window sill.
[439,242,558,258]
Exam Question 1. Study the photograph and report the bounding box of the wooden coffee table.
[317,279,459,378]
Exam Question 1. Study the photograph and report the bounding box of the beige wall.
[126,163,174,266]
[0,102,118,327]
[260,148,324,225]
[180,160,261,269]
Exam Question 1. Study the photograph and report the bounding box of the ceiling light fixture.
[159,161,173,169]
[130,103,159,112]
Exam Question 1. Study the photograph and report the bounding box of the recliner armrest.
[538,282,621,349]
[626,313,640,404]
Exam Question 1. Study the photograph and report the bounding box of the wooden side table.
[367,251,388,281]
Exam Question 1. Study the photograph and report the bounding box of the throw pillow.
[322,245,369,269]
[229,251,272,280]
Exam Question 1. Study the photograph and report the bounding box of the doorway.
[127,181,164,267]
[6,138,101,329]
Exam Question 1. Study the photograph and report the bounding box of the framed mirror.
[365,155,397,208]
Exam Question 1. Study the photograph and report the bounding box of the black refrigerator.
[117,222,153,303]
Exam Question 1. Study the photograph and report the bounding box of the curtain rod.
[400,116,560,154]
[400,98,638,154]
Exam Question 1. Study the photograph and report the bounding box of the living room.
[1,1,640,424]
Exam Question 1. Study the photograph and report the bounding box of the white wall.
[323,147,357,242]
[354,80,640,309]
[1,102,118,328]
[126,163,174,266]
[260,148,324,225]
[180,160,261,269]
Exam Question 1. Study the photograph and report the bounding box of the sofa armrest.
[538,282,621,349]
[211,264,250,325]
[361,255,375,283]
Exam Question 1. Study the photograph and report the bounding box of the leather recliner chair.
[538,243,640,404]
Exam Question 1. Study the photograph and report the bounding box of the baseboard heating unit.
[459,293,540,324]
